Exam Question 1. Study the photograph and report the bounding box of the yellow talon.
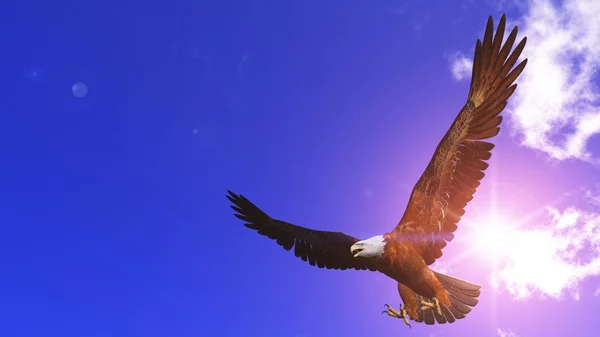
[382,304,411,328]
[419,297,443,316]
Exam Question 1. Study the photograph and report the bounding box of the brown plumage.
[227,14,526,326]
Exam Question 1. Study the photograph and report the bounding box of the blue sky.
[2,0,600,336]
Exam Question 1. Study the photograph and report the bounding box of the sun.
[465,213,519,265]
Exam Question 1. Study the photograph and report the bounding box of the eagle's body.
[227,14,527,326]
[381,235,446,298]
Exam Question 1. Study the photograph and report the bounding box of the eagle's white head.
[350,235,386,259]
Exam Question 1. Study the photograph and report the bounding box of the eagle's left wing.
[389,14,527,265]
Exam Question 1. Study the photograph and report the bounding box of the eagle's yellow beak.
[350,243,363,258]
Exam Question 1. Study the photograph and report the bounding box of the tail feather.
[415,272,481,325]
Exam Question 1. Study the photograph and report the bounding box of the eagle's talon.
[419,297,443,316]
[381,304,411,328]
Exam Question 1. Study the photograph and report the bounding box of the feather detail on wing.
[226,190,378,271]
[390,14,528,265]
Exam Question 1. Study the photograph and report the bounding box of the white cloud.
[448,0,600,163]
[583,185,600,206]
[430,260,451,275]
[448,51,473,81]
[485,204,600,300]
[497,328,519,337]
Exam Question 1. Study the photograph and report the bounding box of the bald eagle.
[227,14,527,327]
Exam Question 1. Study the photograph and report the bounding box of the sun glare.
[471,216,514,264]
[459,206,588,300]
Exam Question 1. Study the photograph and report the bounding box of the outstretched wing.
[390,14,527,264]
[226,190,378,271]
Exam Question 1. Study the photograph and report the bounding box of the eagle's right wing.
[227,190,378,271]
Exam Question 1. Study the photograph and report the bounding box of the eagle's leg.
[382,304,411,328]
[419,297,443,316]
